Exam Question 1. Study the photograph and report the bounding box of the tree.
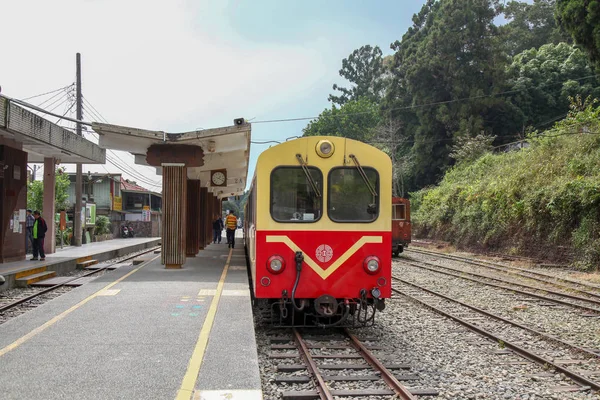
[449,133,496,163]
[26,167,72,214]
[506,42,600,127]
[328,45,386,106]
[387,0,516,188]
[501,0,569,56]
[372,118,413,197]
[302,98,382,142]
[556,0,600,70]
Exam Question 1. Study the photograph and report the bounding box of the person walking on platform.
[225,211,238,249]
[30,211,48,261]
[212,214,224,244]
[25,209,34,254]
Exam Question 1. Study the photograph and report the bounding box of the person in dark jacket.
[212,215,224,244]
[31,211,48,261]
[25,209,34,254]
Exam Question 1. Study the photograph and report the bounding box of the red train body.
[392,197,411,256]
[244,137,392,327]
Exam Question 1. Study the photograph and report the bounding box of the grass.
[411,102,600,271]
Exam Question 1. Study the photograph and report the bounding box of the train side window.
[393,204,406,220]
[328,167,379,222]
[270,167,322,223]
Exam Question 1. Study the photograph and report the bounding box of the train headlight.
[316,139,335,158]
[363,256,381,275]
[267,255,286,274]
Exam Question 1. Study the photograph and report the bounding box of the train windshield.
[328,167,379,222]
[270,167,323,222]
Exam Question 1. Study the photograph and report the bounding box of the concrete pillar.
[207,193,213,247]
[199,187,208,250]
[43,158,56,255]
[186,179,201,257]
[205,191,212,247]
[161,165,187,268]
[0,145,27,263]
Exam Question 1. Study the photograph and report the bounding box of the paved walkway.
[0,242,262,400]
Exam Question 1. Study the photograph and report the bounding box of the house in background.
[65,172,162,240]
[120,178,162,237]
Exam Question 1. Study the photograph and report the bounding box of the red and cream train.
[244,136,394,327]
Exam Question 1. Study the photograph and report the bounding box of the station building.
[0,95,105,262]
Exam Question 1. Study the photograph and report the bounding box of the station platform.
[0,237,161,291]
[0,241,262,400]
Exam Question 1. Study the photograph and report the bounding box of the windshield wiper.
[349,154,377,198]
[296,154,321,198]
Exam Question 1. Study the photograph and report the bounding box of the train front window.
[328,167,379,222]
[270,167,323,222]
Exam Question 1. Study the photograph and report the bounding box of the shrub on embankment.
[411,102,600,270]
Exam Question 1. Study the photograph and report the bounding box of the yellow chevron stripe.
[265,235,382,280]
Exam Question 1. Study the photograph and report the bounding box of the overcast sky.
[1,0,425,192]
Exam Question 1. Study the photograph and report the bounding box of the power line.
[83,128,162,188]
[83,96,165,179]
[251,73,600,125]
[22,84,74,101]
[55,101,76,125]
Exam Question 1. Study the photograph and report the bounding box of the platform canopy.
[0,96,106,164]
[92,121,251,198]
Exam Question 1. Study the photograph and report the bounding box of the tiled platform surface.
[0,243,262,400]
[0,237,161,291]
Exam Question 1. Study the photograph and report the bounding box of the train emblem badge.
[316,244,333,263]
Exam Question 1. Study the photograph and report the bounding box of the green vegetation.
[303,0,599,194]
[27,167,71,214]
[556,0,600,70]
[411,101,600,270]
[94,216,112,236]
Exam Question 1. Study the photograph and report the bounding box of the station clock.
[210,169,227,187]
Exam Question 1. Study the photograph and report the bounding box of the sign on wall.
[113,196,122,211]
[142,206,151,222]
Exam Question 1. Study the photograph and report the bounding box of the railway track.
[0,246,160,319]
[391,277,600,394]
[407,247,600,294]
[398,257,600,314]
[269,328,438,399]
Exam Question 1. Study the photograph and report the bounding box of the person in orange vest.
[225,211,238,249]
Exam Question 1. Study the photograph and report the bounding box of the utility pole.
[74,53,83,246]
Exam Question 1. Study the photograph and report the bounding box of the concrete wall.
[0,145,28,262]
[120,221,158,238]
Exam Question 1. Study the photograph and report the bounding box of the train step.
[15,271,57,287]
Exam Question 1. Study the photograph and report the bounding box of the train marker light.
[363,256,380,275]
[316,139,335,158]
[267,255,286,274]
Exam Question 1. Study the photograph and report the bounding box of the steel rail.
[392,286,600,391]
[343,328,417,400]
[293,329,334,400]
[399,259,600,313]
[0,246,160,314]
[394,276,600,359]
[407,247,600,295]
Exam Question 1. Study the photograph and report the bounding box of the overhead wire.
[251,73,600,125]
[22,84,74,101]
[82,96,164,183]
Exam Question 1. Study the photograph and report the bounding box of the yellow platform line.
[175,249,233,400]
[0,255,160,358]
